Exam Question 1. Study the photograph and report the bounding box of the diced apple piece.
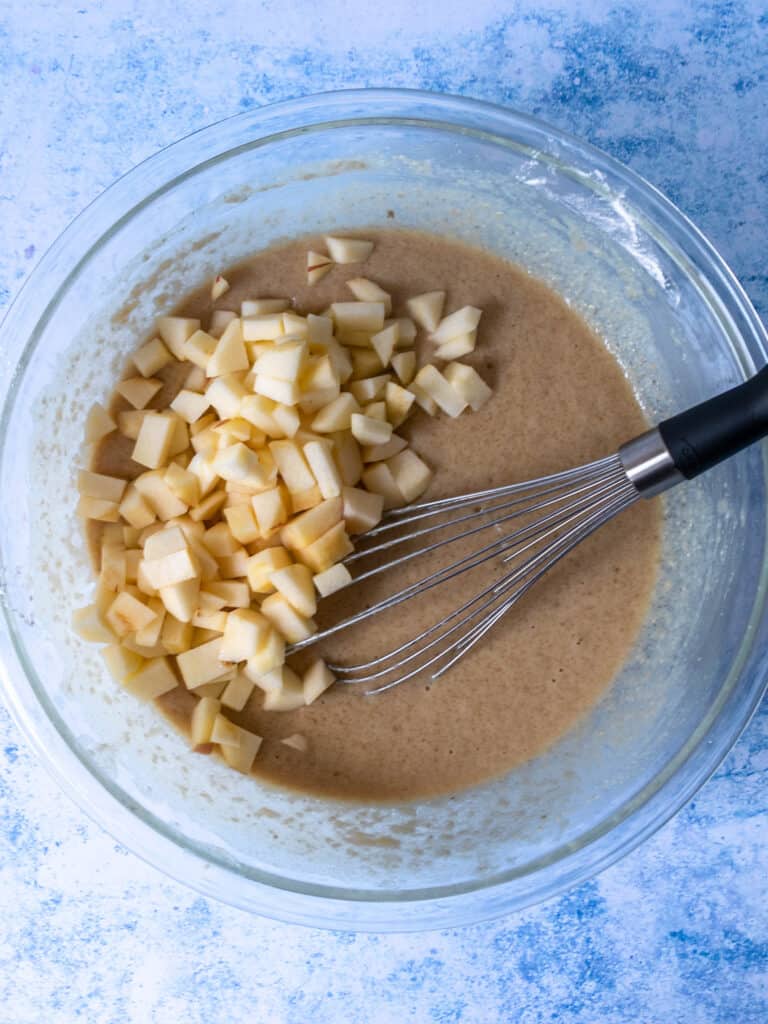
[361,463,405,510]
[442,362,493,411]
[310,393,360,433]
[390,351,417,385]
[135,597,166,647]
[282,312,309,338]
[209,310,237,338]
[164,462,200,507]
[157,316,200,360]
[251,486,289,536]
[242,298,290,316]
[216,546,250,579]
[211,274,230,301]
[123,656,178,700]
[125,548,142,584]
[167,415,190,458]
[190,489,228,523]
[134,470,189,520]
[246,546,293,594]
[431,305,482,343]
[406,290,446,332]
[256,340,307,382]
[346,277,392,314]
[85,403,116,443]
[101,643,144,683]
[99,544,126,591]
[221,724,263,772]
[347,374,390,404]
[76,496,120,522]
[434,330,476,361]
[294,521,353,574]
[303,659,336,705]
[77,470,127,503]
[186,453,220,500]
[105,591,157,637]
[191,696,220,747]
[239,394,282,437]
[191,607,228,632]
[72,604,115,643]
[242,314,285,341]
[307,250,333,285]
[253,374,300,406]
[313,562,352,597]
[269,563,317,618]
[306,313,334,347]
[132,412,178,469]
[370,323,398,367]
[220,674,255,712]
[363,434,408,463]
[385,381,416,428]
[202,522,239,558]
[260,592,317,643]
[159,577,200,623]
[141,546,200,590]
[332,432,363,487]
[281,733,308,752]
[183,329,218,369]
[342,486,384,534]
[157,615,190,655]
[387,449,433,502]
[220,608,271,662]
[350,349,384,380]
[206,374,249,420]
[262,667,306,711]
[116,376,162,410]
[268,439,315,494]
[244,630,285,677]
[133,337,172,378]
[412,364,467,418]
[170,388,210,425]
[222,503,259,544]
[214,443,270,488]
[350,413,392,446]
[301,355,339,394]
[324,236,374,264]
[210,713,241,747]
[206,318,248,377]
[176,636,225,689]
[302,440,342,499]
[363,401,387,422]
[331,302,386,337]
[289,484,322,513]
[280,496,343,551]
[202,581,249,608]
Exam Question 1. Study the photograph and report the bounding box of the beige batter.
[91,228,661,802]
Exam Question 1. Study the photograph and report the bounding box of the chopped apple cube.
[406,290,446,332]
[313,562,352,597]
[307,250,333,285]
[442,362,493,411]
[159,577,200,623]
[361,462,405,510]
[132,412,178,469]
[190,489,228,523]
[346,277,392,313]
[220,674,255,712]
[244,629,285,677]
[324,236,374,264]
[282,312,310,337]
[191,607,228,632]
[260,592,317,642]
[72,604,115,643]
[164,462,200,507]
[85,403,116,443]
[76,496,120,522]
[216,546,250,579]
[350,349,384,380]
[116,376,162,410]
[294,521,353,573]
[211,274,230,301]
[209,310,237,338]
[105,591,157,637]
[200,581,249,608]
[101,643,144,683]
[431,305,482,343]
[220,608,271,662]
[269,563,317,617]
[190,696,220,746]
[368,323,397,367]
[206,318,248,377]
[351,413,392,446]
[134,470,189,519]
[388,316,417,347]
[214,443,270,488]
[186,453,220,500]
[157,316,200,360]
[253,374,300,406]
[221,503,259,545]
[221,724,263,772]
[280,496,343,551]
[239,394,282,437]
[310,393,360,433]
[210,712,241,747]
[434,330,476,361]
[135,597,166,647]
[184,329,218,369]
[269,439,316,494]
[303,659,336,705]
[289,484,322,513]
[207,374,249,419]
[78,470,127,503]
[363,434,407,463]
[170,388,210,424]
[123,656,178,700]
[242,298,290,316]
[262,666,306,711]
[251,486,289,536]
[255,340,307,382]
[330,301,386,335]
[412,364,467,418]
[201,522,239,558]
[302,440,342,499]
[387,449,433,502]
[177,636,226,689]
[385,381,416,427]
[390,354,416,391]
[363,401,387,422]
[242,314,285,341]
[347,374,390,404]
[281,733,308,752]
[133,337,172,378]
[342,486,384,533]
[246,546,293,593]
[160,614,193,654]
[141,546,200,590]
[332,432,363,486]
[100,544,127,591]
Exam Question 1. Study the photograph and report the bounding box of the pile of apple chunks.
[74,235,492,776]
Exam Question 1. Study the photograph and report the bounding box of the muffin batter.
[91,228,661,801]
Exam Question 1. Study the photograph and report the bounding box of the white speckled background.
[1,2,767,1021]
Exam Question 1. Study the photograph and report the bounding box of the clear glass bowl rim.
[1,88,767,931]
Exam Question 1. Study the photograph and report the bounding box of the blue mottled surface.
[1,2,767,1020]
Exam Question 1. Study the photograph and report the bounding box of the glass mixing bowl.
[1,90,766,931]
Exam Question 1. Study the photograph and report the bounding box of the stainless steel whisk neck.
[618,428,685,498]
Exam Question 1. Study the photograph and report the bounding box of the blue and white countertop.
[1,2,767,1020]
